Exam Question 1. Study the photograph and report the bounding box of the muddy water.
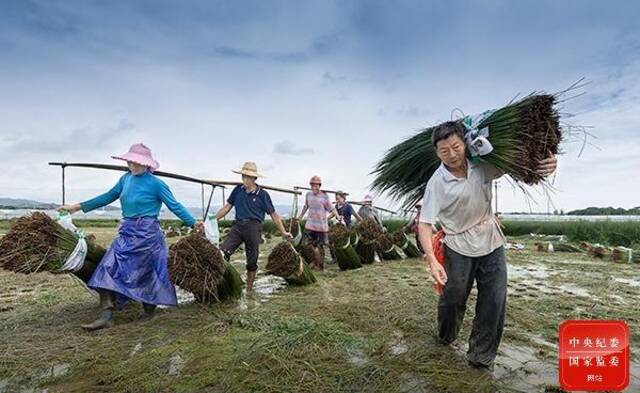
[494,344,557,391]
[236,271,288,311]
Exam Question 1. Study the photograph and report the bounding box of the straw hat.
[309,175,322,185]
[112,143,159,172]
[232,161,265,178]
[363,194,373,203]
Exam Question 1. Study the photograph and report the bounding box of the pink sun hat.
[112,143,160,172]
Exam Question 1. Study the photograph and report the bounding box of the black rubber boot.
[81,291,115,331]
[140,303,157,321]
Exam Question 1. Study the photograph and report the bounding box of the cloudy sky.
[1,0,639,213]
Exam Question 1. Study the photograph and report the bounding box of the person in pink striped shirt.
[297,175,340,271]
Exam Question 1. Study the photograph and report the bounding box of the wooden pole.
[203,186,215,220]
[206,179,301,195]
[348,201,397,215]
[295,185,347,196]
[201,184,205,217]
[48,162,225,189]
[61,163,66,205]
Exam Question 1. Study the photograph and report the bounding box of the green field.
[2,218,639,247]
[1,226,639,392]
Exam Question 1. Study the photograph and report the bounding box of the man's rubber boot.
[246,270,257,292]
[140,303,156,322]
[81,291,115,331]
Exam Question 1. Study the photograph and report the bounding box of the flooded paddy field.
[1,228,638,392]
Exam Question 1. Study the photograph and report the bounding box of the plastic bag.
[204,213,220,246]
[291,220,302,247]
[57,212,88,272]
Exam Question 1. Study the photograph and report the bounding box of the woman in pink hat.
[59,143,196,330]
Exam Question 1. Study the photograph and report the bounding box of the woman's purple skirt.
[88,217,177,307]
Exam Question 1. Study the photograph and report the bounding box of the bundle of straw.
[168,230,226,303]
[328,224,362,271]
[0,212,105,282]
[392,230,423,258]
[376,232,403,260]
[371,94,563,208]
[266,241,316,285]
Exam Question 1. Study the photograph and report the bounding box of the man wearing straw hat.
[357,194,384,229]
[216,162,291,291]
[417,122,557,372]
[297,176,341,271]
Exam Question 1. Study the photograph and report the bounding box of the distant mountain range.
[567,206,640,216]
[0,197,60,210]
[0,197,123,210]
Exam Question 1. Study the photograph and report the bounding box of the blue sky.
[1,0,639,213]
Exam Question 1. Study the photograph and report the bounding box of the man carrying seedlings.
[334,191,362,229]
[357,194,384,229]
[418,122,557,371]
[417,121,557,372]
[298,176,341,271]
[216,162,292,292]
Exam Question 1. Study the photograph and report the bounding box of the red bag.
[431,230,446,296]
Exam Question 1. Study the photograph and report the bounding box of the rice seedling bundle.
[216,261,244,300]
[550,242,583,253]
[355,241,376,264]
[284,218,303,246]
[0,212,105,282]
[283,262,317,286]
[376,232,403,260]
[329,224,350,248]
[297,243,319,265]
[266,241,316,285]
[353,219,380,264]
[355,218,383,244]
[168,230,226,303]
[328,224,362,271]
[610,247,640,264]
[392,230,423,258]
[590,245,610,259]
[349,228,359,247]
[371,94,563,208]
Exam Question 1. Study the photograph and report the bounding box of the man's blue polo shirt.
[228,185,275,222]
